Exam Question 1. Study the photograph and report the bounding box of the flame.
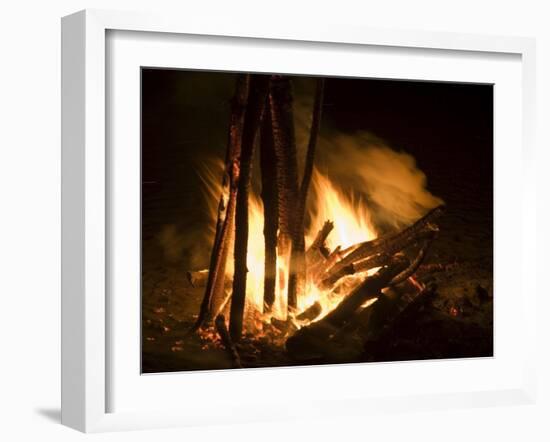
[200,161,379,331]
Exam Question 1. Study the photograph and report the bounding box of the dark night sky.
[141,69,493,268]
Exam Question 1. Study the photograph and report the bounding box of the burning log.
[215,315,242,369]
[296,301,322,322]
[320,255,409,327]
[286,255,409,360]
[310,245,342,282]
[229,75,271,341]
[320,206,443,286]
[306,220,333,265]
[269,75,301,310]
[334,205,443,271]
[193,74,250,331]
[319,229,437,290]
[269,76,300,252]
[299,78,325,212]
[290,79,325,305]
[260,105,279,312]
[318,252,391,290]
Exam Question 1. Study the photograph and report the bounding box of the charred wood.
[311,245,342,280]
[321,210,442,287]
[269,76,300,249]
[320,255,409,328]
[215,315,242,369]
[193,74,249,331]
[260,105,279,312]
[328,205,444,276]
[289,79,325,311]
[229,75,271,342]
[319,228,437,290]
[269,75,301,311]
[306,220,333,267]
[296,301,322,322]
[318,252,392,290]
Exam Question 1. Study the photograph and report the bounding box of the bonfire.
[186,74,445,366]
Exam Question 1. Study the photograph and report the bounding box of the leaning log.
[260,104,279,312]
[290,79,325,306]
[318,252,392,290]
[296,301,322,322]
[269,75,301,311]
[215,315,242,369]
[229,75,270,342]
[310,246,342,282]
[269,76,300,252]
[317,228,437,290]
[321,207,443,286]
[306,220,333,266]
[192,74,249,331]
[320,256,409,327]
[329,205,444,275]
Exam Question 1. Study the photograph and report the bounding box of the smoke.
[292,80,443,231]
[317,132,443,230]
[156,224,212,269]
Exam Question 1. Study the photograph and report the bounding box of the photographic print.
[141,70,493,372]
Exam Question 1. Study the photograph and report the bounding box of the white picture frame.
[61,9,537,433]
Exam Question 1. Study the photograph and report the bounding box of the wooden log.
[260,104,279,312]
[299,79,325,210]
[310,246,342,282]
[318,252,391,290]
[289,79,325,305]
[321,209,442,287]
[319,229,437,290]
[308,220,333,252]
[389,239,433,286]
[269,75,301,311]
[215,315,242,369]
[328,205,444,276]
[296,301,322,322]
[269,76,299,250]
[229,75,270,342]
[306,220,333,266]
[193,75,249,331]
[320,255,409,327]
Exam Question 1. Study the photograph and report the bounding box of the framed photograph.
[61,9,537,432]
